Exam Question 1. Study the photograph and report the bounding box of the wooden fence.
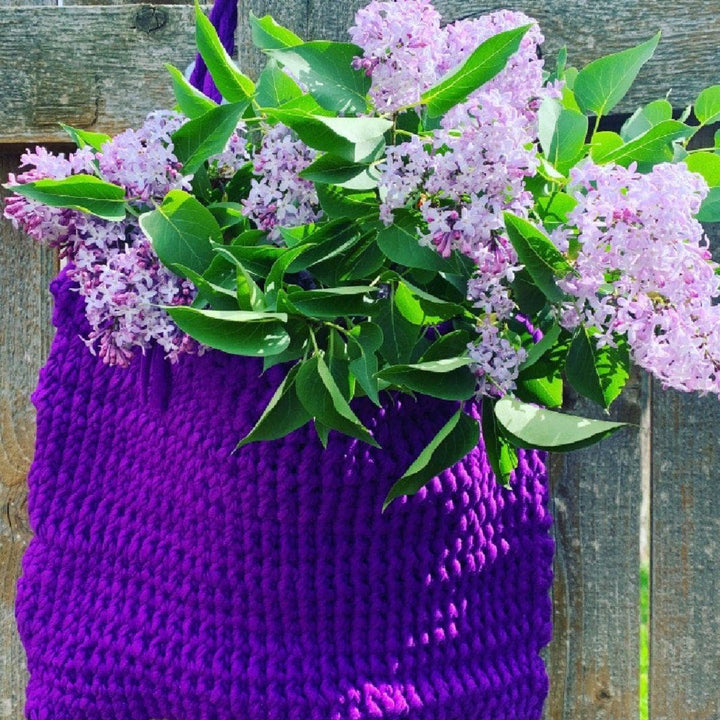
[0,1,718,718]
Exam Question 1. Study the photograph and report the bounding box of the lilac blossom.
[468,320,527,397]
[348,0,444,113]
[209,123,251,179]
[3,112,198,366]
[555,160,720,395]
[98,111,190,202]
[242,123,322,241]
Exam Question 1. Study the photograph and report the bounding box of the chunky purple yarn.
[16,270,553,719]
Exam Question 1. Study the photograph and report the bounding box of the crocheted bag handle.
[188,0,239,100]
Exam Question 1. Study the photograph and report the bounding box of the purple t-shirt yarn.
[16,270,554,719]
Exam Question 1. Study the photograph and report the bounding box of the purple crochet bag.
[17,270,553,720]
[16,3,553,717]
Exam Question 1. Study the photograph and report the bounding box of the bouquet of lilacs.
[6,0,720,508]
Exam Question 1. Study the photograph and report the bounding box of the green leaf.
[255,60,303,108]
[173,264,238,310]
[296,355,379,447]
[237,364,311,447]
[58,123,110,152]
[494,396,627,451]
[287,220,362,271]
[165,63,217,119]
[225,163,255,203]
[377,210,455,272]
[694,85,720,125]
[601,120,692,166]
[574,33,660,117]
[620,99,673,141]
[262,321,309,370]
[566,327,629,408]
[265,245,312,304]
[171,101,249,175]
[377,357,476,401]
[685,152,720,187]
[481,399,518,486]
[516,375,563,408]
[521,321,562,370]
[538,99,588,169]
[166,307,290,356]
[394,281,463,325]
[285,285,377,318]
[336,235,385,281]
[503,212,572,302]
[268,41,370,114]
[697,186,720,222]
[421,25,530,117]
[195,1,254,102]
[375,296,420,364]
[316,185,379,220]
[249,12,302,50]
[382,410,479,510]
[235,262,265,311]
[267,110,390,163]
[589,131,624,162]
[6,174,126,221]
[212,242,285,278]
[509,268,547,316]
[419,330,473,362]
[348,322,383,405]
[139,190,219,275]
[300,153,377,189]
[537,192,578,230]
[208,202,246,231]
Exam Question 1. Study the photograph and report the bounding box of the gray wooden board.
[0,4,201,143]
[0,151,58,720]
[543,374,645,720]
[649,385,720,720]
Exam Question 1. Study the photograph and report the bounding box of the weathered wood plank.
[0,5,201,144]
[244,0,720,112]
[0,151,58,720]
[543,373,645,720]
[649,376,720,715]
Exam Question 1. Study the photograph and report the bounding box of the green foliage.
[27,6,720,506]
[195,1,254,101]
[382,409,479,510]
[139,190,220,275]
[494,396,627,452]
[574,33,660,118]
[165,64,217,118]
[421,25,530,117]
[267,42,371,114]
[6,175,126,221]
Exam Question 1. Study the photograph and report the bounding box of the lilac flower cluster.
[353,0,548,394]
[554,160,720,396]
[348,0,444,112]
[242,123,322,241]
[4,112,196,366]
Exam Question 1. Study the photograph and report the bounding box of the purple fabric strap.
[188,0,239,101]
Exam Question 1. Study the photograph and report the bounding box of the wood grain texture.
[0,5,201,143]
[0,152,58,720]
[543,372,645,720]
